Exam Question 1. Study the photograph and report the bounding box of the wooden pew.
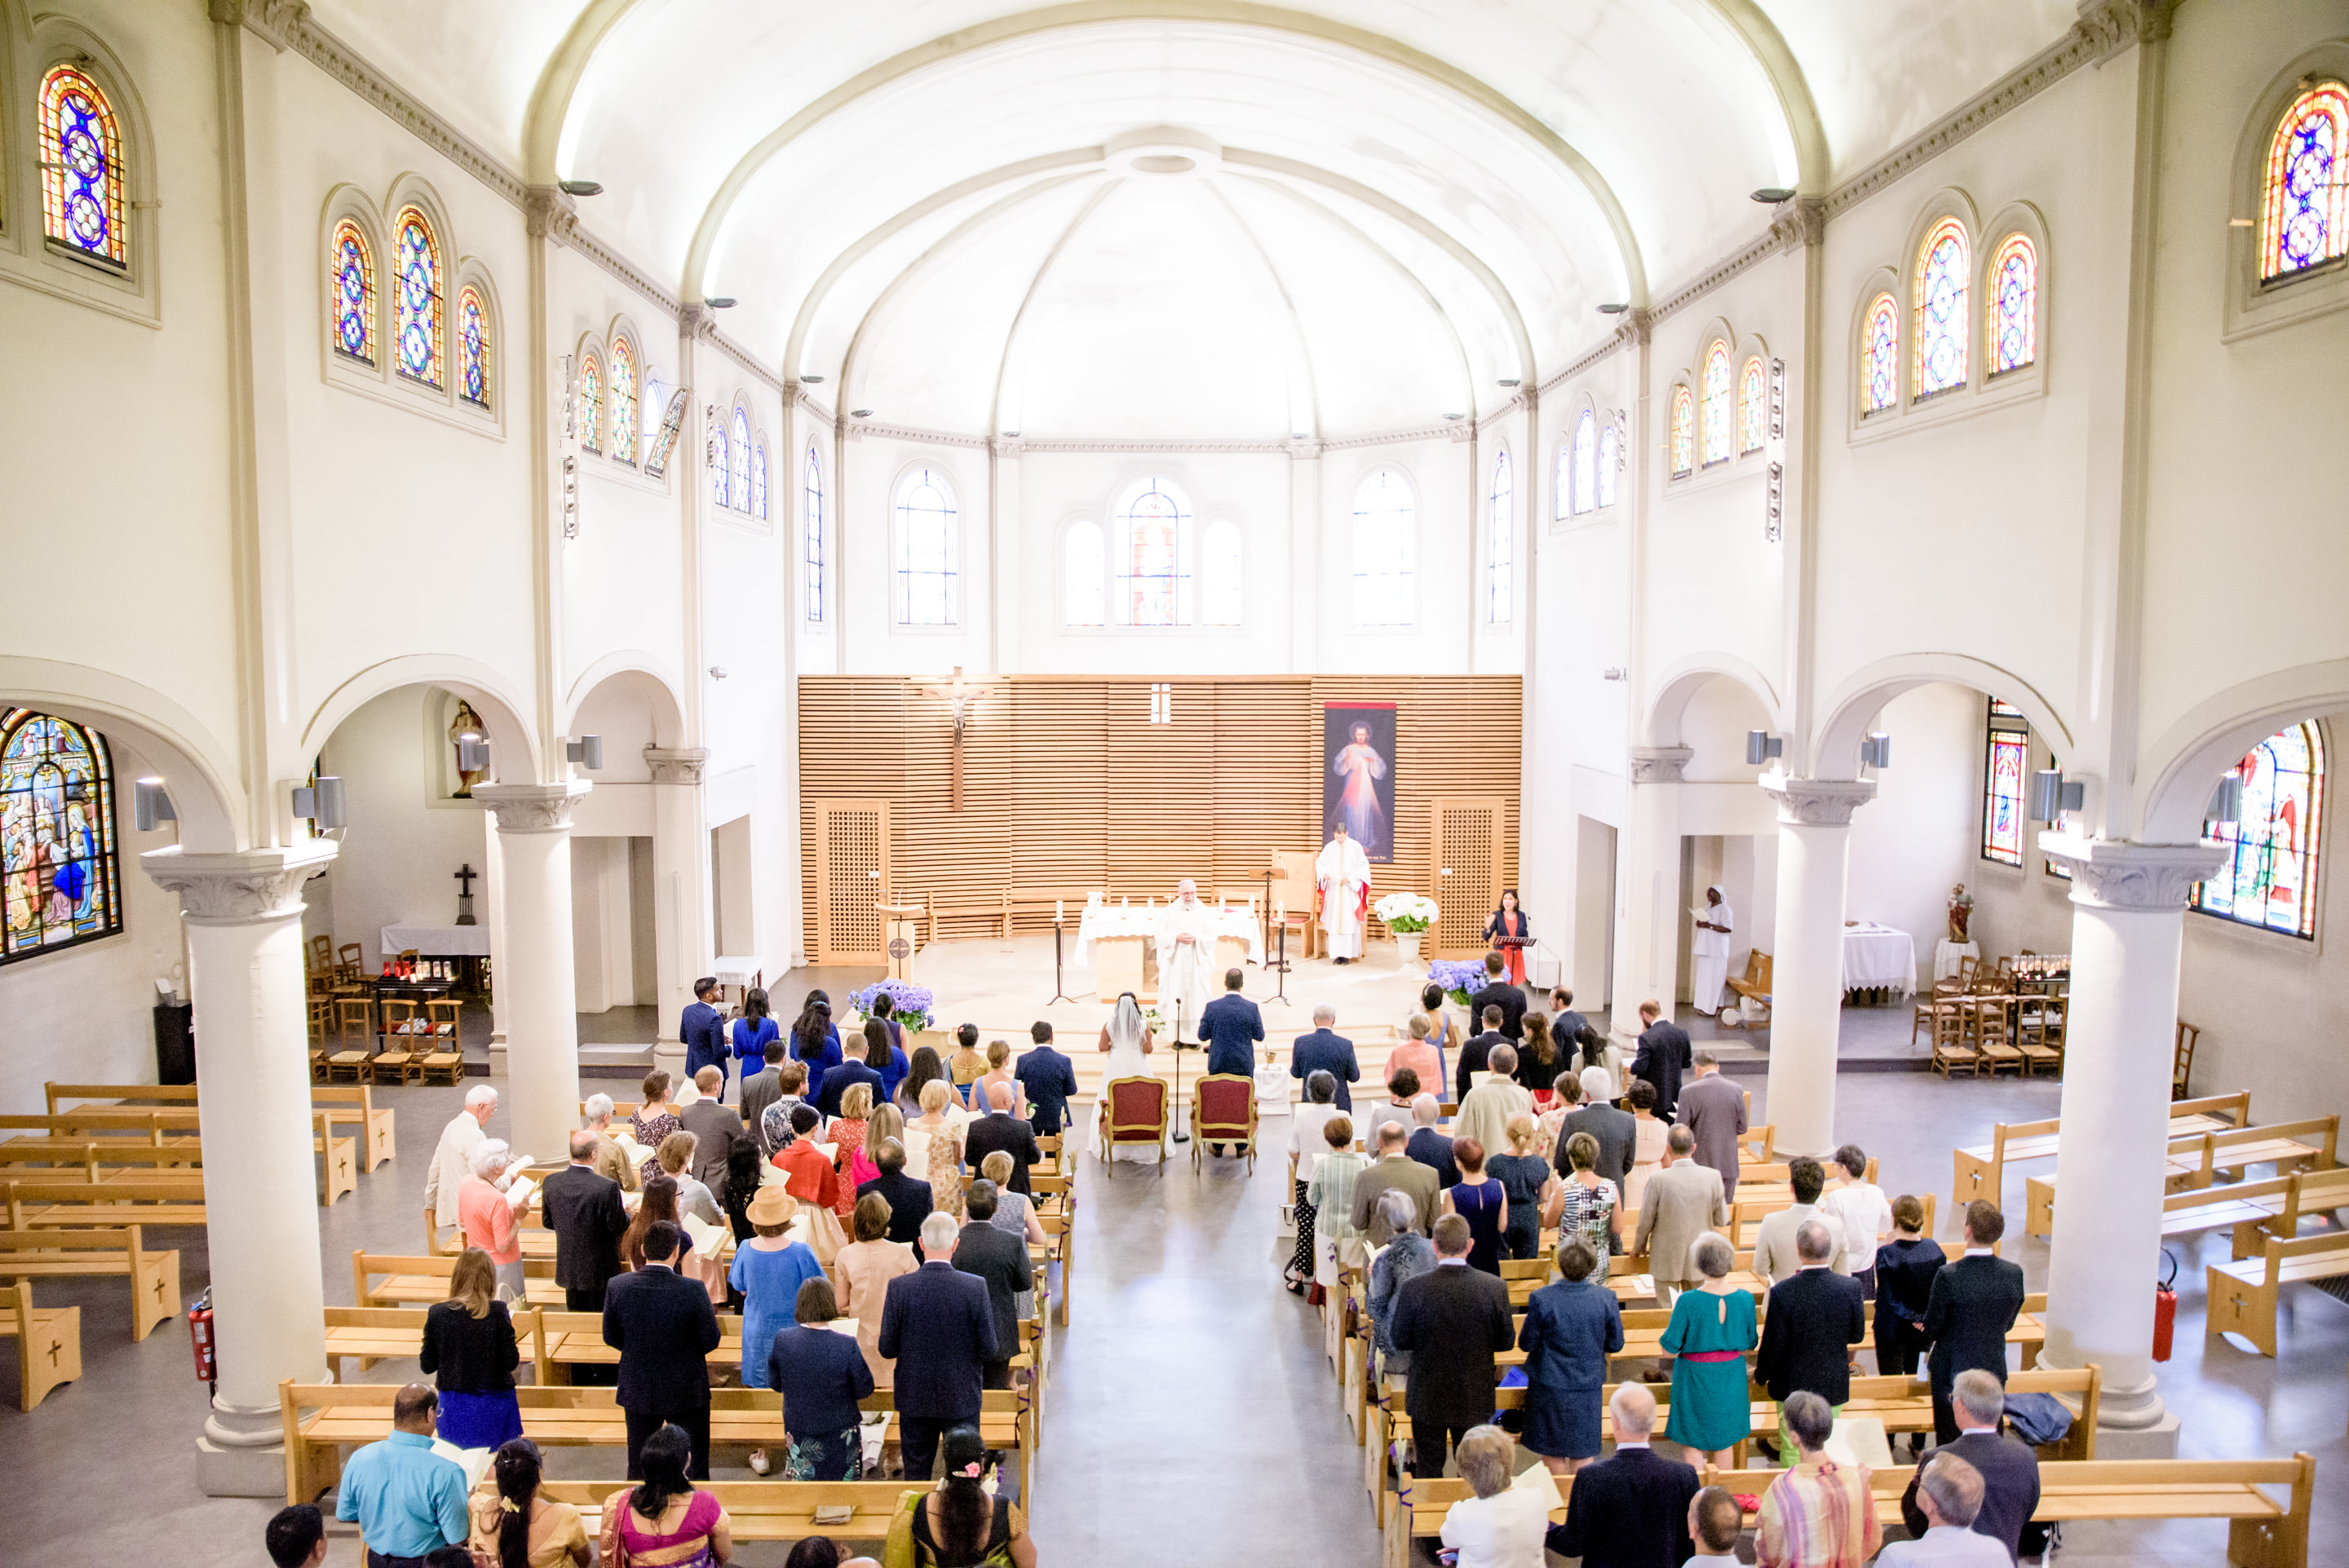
[518,1479,918,1544]
[0,1283,81,1411]
[2207,1230,2349,1357]
[352,1250,561,1310]
[0,1140,202,1181]
[0,1226,181,1340]
[2,1104,359,1205]
[2,1174,208,1230]
[1953,1093,2250,1215]
[2232,1165,2349,1256]
[2025,1115,2337,1239]
[51,1077,393,1182]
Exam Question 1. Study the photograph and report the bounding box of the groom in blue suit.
[1197,970,1263,1156]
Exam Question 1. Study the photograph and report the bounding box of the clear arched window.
[1597,419,1619,509]
[1350,469,1416,628]
[1669,386,1694,478]
[1115,477,1193,625]
[1699,342,1732,466]
[1913,218,1970,399]
[1064,520,1106,626]
[729,409,751,511]
[1986,234,2038,377]
[456,287,490,409]
[1861,293,1899,415]
[38,66,126,267]
[1737,356,1766,454]
[752,443,769,520]
[803,447,826,623]
[2192,722,2326,939]
[393,207,443,388]
[2263,84,2349,280]
[577,351,604,454]
[1486,449,1511,625]
[708,410,728,506]
[608,338,639,464]
[893,467,960,625]
[330,220,376,366]
[1200,519,1243,627]
[1,709,122,965]
[1570,410,1595,515]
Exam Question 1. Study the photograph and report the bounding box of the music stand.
[1170,997,1192,1144]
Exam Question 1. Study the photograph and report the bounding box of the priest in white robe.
[1692,884,1733,1016]
[1315,824,1372,964]
[1152,880,1221,1042]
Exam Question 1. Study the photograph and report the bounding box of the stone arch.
[299,656,542,785]
[2139,660,2349,844]
[0,656,243,852]
[564,652,687,748]
[1812,653,2073,782]
[1641,654,1782,753]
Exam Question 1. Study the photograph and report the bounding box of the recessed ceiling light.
[1443,412,1466,422]
[559,179,603,197]
[802,374,825,384]
[706,297,737,309]
[1291,432,1310,440]
[1002,431,1020,438]
[850,409,874,419]
[1497,378,1520,388]
[1597,303,1630,315]
[1750,187,1796,204]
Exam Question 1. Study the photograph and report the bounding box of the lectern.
[878,903,923,982]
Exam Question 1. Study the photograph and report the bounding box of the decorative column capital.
[2039,833,2225,911]
[1772,197,1827,254]
[524,187,580,246]
[142,841,337,925]
[1763,775,1877,826]
[473,781,591,834]
[1628,745,1693,784]
[210,0,308,51]
[644,747,711,785]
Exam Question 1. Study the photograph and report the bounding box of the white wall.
[570,834,641,1012]
[1842,682,1984,987]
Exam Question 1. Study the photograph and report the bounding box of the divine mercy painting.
[1323,702,1396,864]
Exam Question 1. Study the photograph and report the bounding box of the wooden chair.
[418,1000,466,1084]
[1725,952,1772,1028]
[372,1000,426,1084]
[2174,1019,2201,1100]
[332,943,366,988]
[0,1283,79,1411]
[1099,1076,1168,1172]
[2019,990,2067,1076]
[1911,976,1963,1047]
[325,998,375,1082]
[1191,1074,1259,1170]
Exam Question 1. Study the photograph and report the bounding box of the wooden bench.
[2208,1231,2349,1357]
[352,1250,561,1310]
[1953,1093,2250,1216]
[0,1283,80,1411]
[1,1173,209,1230]
[2201,1116,2337,1185]
[0,1140,202,1181]
[516,1480,919,1544]
[2231,1165,2349,1256]
[1723,950,1772,1027]
[924,887,1012,941]
[0,1226,181,1341]
[4,1103,359,1205]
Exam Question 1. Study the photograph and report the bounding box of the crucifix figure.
[918,665,984,811]
[454,863,479,926]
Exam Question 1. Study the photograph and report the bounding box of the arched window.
[2263,83,2349,280]
[456,286,490,408]
[1486,449,1511,625]
[1668,386,1694,478]
[608,338,639,465]
[1980,699,2030,866]
[1570,410,1595,515]
[1699,342,1732,466]
[1737,356,1766,454]
[1115,477,1193,625]
[1350,469,1416,628]
[1200,519,1243,627]
[729,409,751,511]
[708,410,728,506]
[38,66,126,267]
[752,443,768,520]
[1,709,122,965]
[393,207,443,388]
[577,352,603,455]
[803,447,827,623]
[1861,293,1899,415]
[1597,419,1619,509]
[330,220,376,365]
[1064,520,1106,626]
[2193,722,2326,938]
[1987,234,2038,377]
[1913,217,1970,399]
[893,467,960,625]
[1552,443,1572,525]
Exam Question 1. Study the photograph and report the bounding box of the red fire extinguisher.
[2152,1249,2179,1362]
[188,1287,217,1390]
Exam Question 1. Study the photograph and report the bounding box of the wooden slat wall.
[798,675,1520,956]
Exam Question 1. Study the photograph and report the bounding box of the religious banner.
[1323,703,1396,864]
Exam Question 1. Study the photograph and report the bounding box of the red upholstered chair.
[1099,1076,1168,1173]
[1191,1074,1259,1170]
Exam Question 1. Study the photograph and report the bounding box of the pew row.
[0,1226,179,1341]
[0,1283,80,1411]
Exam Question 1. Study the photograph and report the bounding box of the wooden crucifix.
[454,862,480,926]
[918,666,984,811]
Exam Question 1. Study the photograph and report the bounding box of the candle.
[1055,899,1065,923]
[1121,894,1129,908]
[1276,898,1285,919]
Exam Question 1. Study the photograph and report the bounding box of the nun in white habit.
[1691,885,1733,1016]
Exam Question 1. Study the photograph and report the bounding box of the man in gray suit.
[1554,1066,1634,1189]
[1352,1121,1440,1245]
[1675,1053,1748,1201]
[1632,1124,1727,1306]
[678,1067,745,1208]
[1751,1155,1847,1284]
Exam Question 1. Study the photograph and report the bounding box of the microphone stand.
[1047,916,1073,1005]
[1170,996,1192,1144]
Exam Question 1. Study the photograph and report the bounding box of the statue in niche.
[1948,884,1974,943]
[448,700,486,798]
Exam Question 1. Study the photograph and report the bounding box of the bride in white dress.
[1092,992,1160,1160]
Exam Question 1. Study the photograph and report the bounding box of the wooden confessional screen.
[1430,797,1506,960]
[812,800,891,963]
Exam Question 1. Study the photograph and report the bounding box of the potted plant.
[1373,892,1440,963]
[1427,960,1484,1009]
[847,978,935,1035]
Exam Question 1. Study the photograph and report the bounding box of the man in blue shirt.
[680,977,728,1098]
[1014,1021,1080,1138]
[1289,1004,1360,1111]
[1196,969,1263,1156]
[334,1384,467,1566]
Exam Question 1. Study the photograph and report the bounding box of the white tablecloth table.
[381,923,493,956]
[1841,923,1917,995]
[1072,904,1263,967]
[1933,939,1979,982]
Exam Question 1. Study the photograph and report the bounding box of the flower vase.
[1396,931,1423,963]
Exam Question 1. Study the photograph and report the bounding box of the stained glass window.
[709,412,728,506]
[893,466,960,625]
[1738,356,1766,454]
[1982,699,2029,867]
[2192,722,2325,939]
[1570,411,1595,515]
[39,66,126,267]
[1115,477,1193,626]
[1913,218,1970,399]
[456,287,489,407]
[393,208,442,388]
[1350,469,1416,628]
[2263,84,2349,281]
[330,220,375,365]
[1862,293,1899,415]
[608,338,638,465]
[1201,519,1243,627]
[1987,234,2037,377]
[729,409,751,511]
[1597,419,1618,508]
[803,447,826,622]
[578,352,603,455]
[752,443,768,520]
[1064,520,1105,626]
[1486,449,1511,625]
[1700,342,1732,466]
[1669,386,1694,478]
[2,709,122,965]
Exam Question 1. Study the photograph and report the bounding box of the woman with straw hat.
[730,1185,824,1474]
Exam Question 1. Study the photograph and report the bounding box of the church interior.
[4,1,2347,1563]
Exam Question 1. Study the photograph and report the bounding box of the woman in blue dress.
[1442,1137,1508,1274]
[788,991,843,1106]
[729,1186,826,1475]
[1518,1235,1623,1473]
[732,987,779,1081]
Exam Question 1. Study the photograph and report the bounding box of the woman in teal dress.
[1659,1231,1757,1466]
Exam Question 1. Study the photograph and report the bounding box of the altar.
[1073,903,1262,1003]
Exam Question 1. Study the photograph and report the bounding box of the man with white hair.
[1879,1452,2006,1564]
[1289,1003,1359,1111]
[423,1084,499,1252]
[878,1209,999,1481]
[1899,1368,2042,1561]
[1556,1064,1635,1188]
[1552,1380,1701,1566]
[1152,879,1223,1043]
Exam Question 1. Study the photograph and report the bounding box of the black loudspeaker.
[153,1000,195,1084]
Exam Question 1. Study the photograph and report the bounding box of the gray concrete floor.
[3,1055,2341,1565]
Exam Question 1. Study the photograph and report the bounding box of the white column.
[475,783,591,1159]
[143,841,338,1497]
[2037,835,2223,1452]
[646,748,714,1033]
[1759,775,1874,1156]
[1608,746,1689,1043]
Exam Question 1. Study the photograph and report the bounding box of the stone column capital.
[474,781,592,834]
[2039,833,2226,912]
[1628,745,1694,784]
[141,841,337,925]
[1762,774,1877,826]
[644,747,712,785]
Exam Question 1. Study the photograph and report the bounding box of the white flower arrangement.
[1374,891,1440,934]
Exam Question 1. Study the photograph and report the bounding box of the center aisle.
[1029,1129,1382,1565]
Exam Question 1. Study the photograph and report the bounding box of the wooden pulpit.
[878,903,923,982]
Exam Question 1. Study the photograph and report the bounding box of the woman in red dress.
[1484,889,1531,986]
